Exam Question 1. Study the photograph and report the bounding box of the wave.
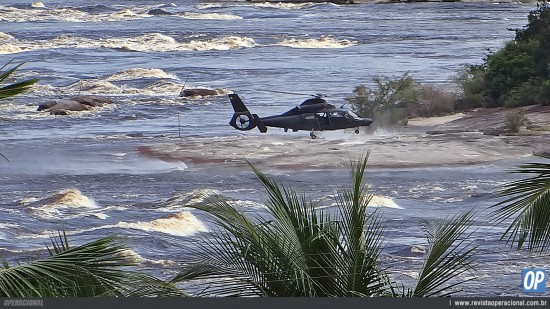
[0,4,242,23]
[278,36,357,49]
[250,2,321,9]
[368,195,402,209]
[118,249,174,266]
[0,32,258,54]
[177,12,242,20]
[0,5,150,23]
[106,68,178,81]
[20,188,107,220]
[115,211,208,236]
[162,189,227,212]
[326,194,402,209]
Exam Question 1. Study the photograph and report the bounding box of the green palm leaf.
[0,233,185,297]
[174,155,391,297]
[490,154,550,252]
[0,62,39,101]
[411,211,477,297]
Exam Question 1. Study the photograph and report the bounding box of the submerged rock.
[180,88,223,98]
[37,95,113,115]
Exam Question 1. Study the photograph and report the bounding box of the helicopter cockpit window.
[346,110,360,119]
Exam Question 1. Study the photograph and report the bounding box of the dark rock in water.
[46,100,91,114]
[37,101,57,111]
[71,95,113,107]
[180,88,220,97]
[37,95,113,115]
[147,8,174,16]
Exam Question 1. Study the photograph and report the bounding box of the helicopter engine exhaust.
[229,94,267,133]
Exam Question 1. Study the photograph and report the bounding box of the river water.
[0,0,546,296]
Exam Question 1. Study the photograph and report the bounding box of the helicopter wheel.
[354,129,360,134]
[310,131,316,139]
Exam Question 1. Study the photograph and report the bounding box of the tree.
[345,72,420,129]
[0,232,184,297]
[473,1,550,107]
[173,156,477,297]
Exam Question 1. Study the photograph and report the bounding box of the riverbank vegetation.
[346,1,550,130]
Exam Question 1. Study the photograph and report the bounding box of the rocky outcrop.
[37,95,113,115]
[180,88,224,98]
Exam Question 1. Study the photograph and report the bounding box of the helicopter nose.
[361,118,373,126]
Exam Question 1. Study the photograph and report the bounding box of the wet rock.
[180,88,221,97]
[147,8,174,16]
[71,95,113,107]
[37,95,113,115]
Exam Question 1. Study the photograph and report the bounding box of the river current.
[0,0,546,296]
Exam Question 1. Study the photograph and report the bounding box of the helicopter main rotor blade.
[259,89,326,97]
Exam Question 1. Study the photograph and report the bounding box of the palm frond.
[178,155,392,297]
[412,210,478,297]
[0,62,38,101]
[490,154,550,252]
[0,233,185,297]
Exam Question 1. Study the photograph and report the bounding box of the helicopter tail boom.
[229,94,267,133]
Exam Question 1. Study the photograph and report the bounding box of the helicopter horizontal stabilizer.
[253,114,267,133]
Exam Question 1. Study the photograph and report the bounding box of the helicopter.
[229,92,373,139]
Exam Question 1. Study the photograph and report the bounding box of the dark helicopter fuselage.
[228,94,373,138]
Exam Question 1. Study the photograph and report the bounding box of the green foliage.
[0,62,38,101]
[490,154,550,253]
[464,1,550,108]
[485,41,539,107]
[0,232,185,297]
[417,85,457,117]
[345,72,421,129]
[412,211,477,297]
[453,65,487,110]
[0,61,38,161]
[174,156,477,297]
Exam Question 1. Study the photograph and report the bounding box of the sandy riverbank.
[138,105,550,170]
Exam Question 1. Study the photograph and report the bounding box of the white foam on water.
[177,12,242,20]
[368,195,402,209]
[0,33,258,54]
[117,249,174,266]
[115,211,208,236]
[22,188,102,220]
[229,200,267,209]
[251,2,318,9]
[278,36,357,49]
[162,189,226,212]
[106,68,178,81]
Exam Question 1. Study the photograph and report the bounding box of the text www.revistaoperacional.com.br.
[452,299,548,307]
